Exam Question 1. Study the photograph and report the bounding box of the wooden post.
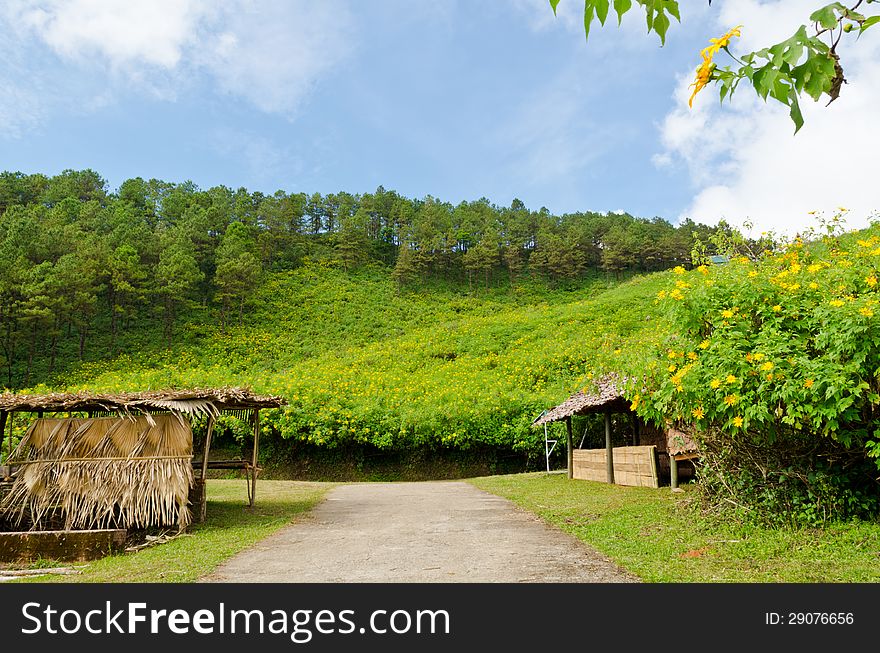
[4,411,11,466]
[0,411,7,467]
[199,414,216,523]
[605,410,614,484]
[249,409,260,507]
[632,414,640,446]
[565,416,573,480]
[670,454,679,489]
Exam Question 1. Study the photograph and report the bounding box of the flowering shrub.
[624,222,880,523]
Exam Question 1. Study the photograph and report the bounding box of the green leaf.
[584,2,596,41]
[549,0,561,16]
[860,15,880,34]
[594,0,610,25]
[653,9,671,45]
[613,0,632,25]
[809,3,844,30]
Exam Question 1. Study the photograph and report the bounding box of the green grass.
[470,472,880,582]
[15,480,331,583]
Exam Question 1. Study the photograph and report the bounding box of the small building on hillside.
[533,375,696,489]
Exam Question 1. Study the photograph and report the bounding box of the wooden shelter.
[533,375,675,489]
[0,387,286,530]
[666,426,699,490]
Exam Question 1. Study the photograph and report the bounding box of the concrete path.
[202,481,637,583]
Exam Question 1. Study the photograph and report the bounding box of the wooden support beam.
[565,416,573,480]
[605,410,614,484]
[249,409,260,507]
[0,411,7,467]
[670,454,679,490]
[199,414,216,523]
[3,411,11,466]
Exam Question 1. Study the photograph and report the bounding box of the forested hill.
[0,169,715,390]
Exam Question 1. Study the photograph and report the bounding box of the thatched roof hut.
[0,387,286,531]
[532,375,630,426]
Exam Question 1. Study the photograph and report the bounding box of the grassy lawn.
[14,480,331,583]
[470,472,880,582]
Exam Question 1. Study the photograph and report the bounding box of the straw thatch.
[532,374,631,426]
[666,426,699,457]
[0,387,285,416]
[1,415,194,531]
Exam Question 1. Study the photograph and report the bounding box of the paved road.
[202,481,638,583]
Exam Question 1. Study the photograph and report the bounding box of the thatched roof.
[666,427,699,456]
[2,415,194,530]
[532,375,631,426]
[0,387,286,416]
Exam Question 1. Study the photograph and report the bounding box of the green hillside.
[49,260,662,468]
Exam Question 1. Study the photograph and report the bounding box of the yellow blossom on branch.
[732,416,743,428]
[689,25,743,108]
[692,407,705,419]
[724,394,739,406]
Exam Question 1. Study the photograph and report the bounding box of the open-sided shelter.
[0,387,285,532]
[533,375,689,489]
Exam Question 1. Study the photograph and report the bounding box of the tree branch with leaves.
[550,0,879,131]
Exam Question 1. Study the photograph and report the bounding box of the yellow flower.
[804,378,814,388]
[687,352,698,361]
[721,309,734,318]
[860,308,874,318]
[732,416,743,428]
[670,289,684,300]
[772,305,782,312]
[829,299,845,307]
[710,379,722,389]
[809,282,819,290]
[668,364,677,373]
[657,290,667,299]
[699,340,710,350]
[630,394,641,411]
[748,271,759,278]
[726,374,738,384]
[867,275,877,287]
[766,373,774,381]
[689,25,743,107]
[692,407,705,419]
[614,348,622,354]
[761,361,774,371]
[753,352,765,361]
[724,394,739,406]
[697,265,709,275]
[668,351,678,359]
[688,59,714,108]
[673,266,686,275]
[807,264,822,273]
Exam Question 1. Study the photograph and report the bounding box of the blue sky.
[1,1,878,234]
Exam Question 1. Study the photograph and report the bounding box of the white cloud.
[11,0,204,68]
[655,0,880,235]
[0,0,354,131]
[201,1,355,116]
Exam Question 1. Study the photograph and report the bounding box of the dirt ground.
[202,481,638,583]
